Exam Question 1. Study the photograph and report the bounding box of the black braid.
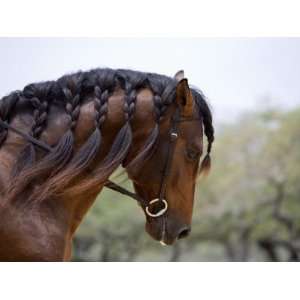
[63,87,81,130]
[192,89,214,174]
[153,94,168,122]
[2,67,214,202]
[10,84,50,177]
[31,79,111,200]
[0,92,20,145]
[94,86,109,128]
[31,98,48,138]
[206,129,214,155]
[22,83,51,139]
[197,90,214,156]
[121,74,175,173]
[150,83,174,123]
[123,81,137,122]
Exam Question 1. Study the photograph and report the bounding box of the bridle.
[0,106,199,220]
[144,106,182,218]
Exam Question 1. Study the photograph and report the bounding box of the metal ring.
[145,199,168,218]
[170,132,178,141]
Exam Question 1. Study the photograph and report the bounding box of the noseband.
[0,106,199,220]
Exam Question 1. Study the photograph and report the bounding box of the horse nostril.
[177,226,191,240]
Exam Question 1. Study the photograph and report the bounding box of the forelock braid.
[0,92,20,145]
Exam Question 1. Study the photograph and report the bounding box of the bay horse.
[0,68,214,261]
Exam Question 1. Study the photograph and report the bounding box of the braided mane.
[0,68,214,204]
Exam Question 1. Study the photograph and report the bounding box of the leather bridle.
[0,106,199,220]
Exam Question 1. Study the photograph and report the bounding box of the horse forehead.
[180,119,203,142]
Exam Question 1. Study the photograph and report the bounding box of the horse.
[0,68,214,261]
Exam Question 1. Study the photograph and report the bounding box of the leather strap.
[0,119,52,152]
[158,107,180,202]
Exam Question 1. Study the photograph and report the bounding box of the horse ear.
[174,70,185,82]
[175,77,194,117]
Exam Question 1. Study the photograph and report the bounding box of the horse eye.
[186,149,201,161]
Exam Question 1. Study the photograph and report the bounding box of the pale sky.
[0,38,299,122]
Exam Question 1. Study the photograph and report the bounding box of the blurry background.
[0,38,299,261]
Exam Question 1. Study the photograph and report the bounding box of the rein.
[0,109,198,220]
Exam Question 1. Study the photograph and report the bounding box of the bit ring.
[145,199,168,218]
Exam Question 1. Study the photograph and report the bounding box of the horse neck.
[43,87,158,234]
[1,86,157,207]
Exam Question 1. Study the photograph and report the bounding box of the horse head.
[126,70,214,245]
